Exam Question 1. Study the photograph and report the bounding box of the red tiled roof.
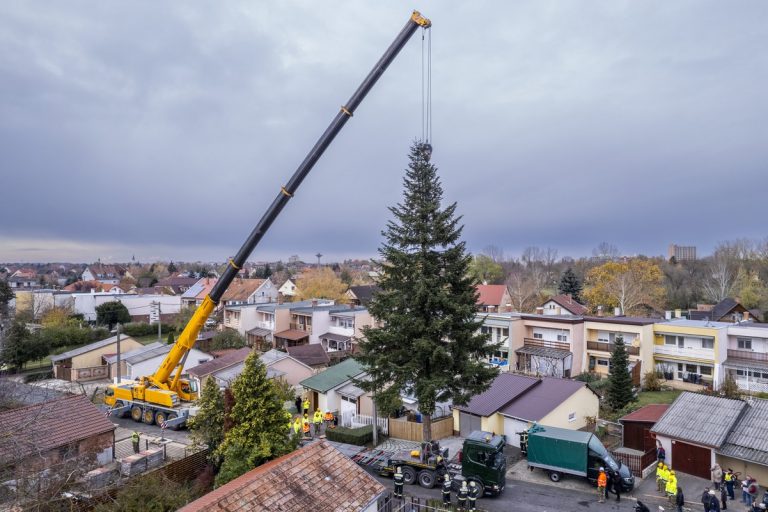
[286,344,330,367]
[0,394,115,466]
[188,347,252,378]
[544,294,589,315]
[619,404,670,423]
[475,284,508,306]
[274,329,311,342]
[221,278,266,302]
[179,441,385,512]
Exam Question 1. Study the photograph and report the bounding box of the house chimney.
[665,310,672,320]
[614,307,622,316]
[566,293,572,303]
[311,299,318,308]
[743,311,750,322]
[674,309,681,319]
[597,305,603,317]
[277,293,284,305]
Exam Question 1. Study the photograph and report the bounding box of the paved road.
[112,415,193,445]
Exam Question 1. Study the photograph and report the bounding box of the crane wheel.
[401,466,417,485]
[166,413,179,430]
[155,411,166,426]
[142,409,155,425]
[130,405,142,422]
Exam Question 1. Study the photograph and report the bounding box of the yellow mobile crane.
[104,11,431,428]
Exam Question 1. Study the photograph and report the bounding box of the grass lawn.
[132,334,167,345]
[634,389,683,407]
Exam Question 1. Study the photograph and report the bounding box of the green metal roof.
[299,358,366,393]
[529,424,593,444]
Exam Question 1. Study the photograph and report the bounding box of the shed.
[51,335,143,382]
[619,404,669,452]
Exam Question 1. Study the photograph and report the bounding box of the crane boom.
[148,11,431,395]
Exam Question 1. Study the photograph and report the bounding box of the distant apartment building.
[668,244,697,261]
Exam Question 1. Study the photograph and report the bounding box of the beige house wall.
[521,318,585,375]
[584,321,654,383]
[481,413,504,435]
[274,309,292,332]
[72,338,142,369]
[717,455,768,487]
[538,386,599,429]
[353,311,375,339]
[269,358,313,387]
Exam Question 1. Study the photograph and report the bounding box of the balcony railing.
[290,323,312,334]
[255,320,275,330]
[727,349,768,363]
[328,325,354,336]
[523,338,570,351]
[654,344,714,360]
[587,341,640,356]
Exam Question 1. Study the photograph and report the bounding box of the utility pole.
[116,323,121,384]
[372,389,379,446]
[156,301,162,342]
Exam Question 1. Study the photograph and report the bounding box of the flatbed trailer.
[103,400,194,430]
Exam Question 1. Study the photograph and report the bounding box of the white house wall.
[125,348,212,380]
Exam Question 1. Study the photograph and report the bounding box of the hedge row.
[325,425,373,446]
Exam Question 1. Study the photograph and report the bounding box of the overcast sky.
[1,1,766,264]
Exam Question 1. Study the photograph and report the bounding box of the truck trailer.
[521,424,634,492]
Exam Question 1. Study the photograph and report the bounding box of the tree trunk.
[422,413,432,443]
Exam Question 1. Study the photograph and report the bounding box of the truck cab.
[585,435,634,492]
[457,431,507,496]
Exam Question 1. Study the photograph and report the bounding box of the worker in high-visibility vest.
[659,463,669,495]
[302,398,310,415]
[597,467,608,503]
[393,467,404,499]
[467,481,480,512]
[293,416,302,436]
[131,431,141,454]
[302,418,311,437]
[441,474,452,506]
[665,469,677,505]
[457,481,468,509]
[324,410,334,429]
[656,462,665,492]
[313,409,323,437]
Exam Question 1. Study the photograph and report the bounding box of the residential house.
[81,264,125,285]
[452,373,599,446]
[618,404,669,452]
[475,284,512,313]
[31,290,75,319]
[51,335,143,382]
[345,285,380,307]
[153,276,199,295]
[651,392,746,480]
[180,278,218,308]
[260,349,314,387]
[187,347,252,389]
[286,344,330,370]
[540,294,588,316]
[220,278,277,308]
[316,306,373,357]
[178,441,385,512]
[476,312,513,369]
[7,272,39,290]
[278,278,297,298]
[299,358,371,418]
[103,342,212,381]
[275,302,356,349]
[583,316,656,385]
[0,394,116,496]
[652,319,730,390]
[722,322,768,393]
[512,314,585,378]
[689,298,759,323]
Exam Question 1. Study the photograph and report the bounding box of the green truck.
[520,424,634,492]
[354,431,507,496]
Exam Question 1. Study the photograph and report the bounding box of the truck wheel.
[155,411,166,426]
[468,478,484,498]
[417,470,436,489]
[166,413,179,430]
[115,401,128,418]
[549,471,562,482]
[401,466,416,485]
[142,409,155,425]
[131,405,142,422]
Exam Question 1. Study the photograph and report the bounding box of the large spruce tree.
[558,267,583,303]
[188,376,225,466]
[357,142,499,442]
[606,334,635,410]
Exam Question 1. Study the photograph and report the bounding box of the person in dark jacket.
[675,486,684,512]
[710,489,721,512]
[703,487,712,512]
[610,470,622,502]
[721,484,727,510]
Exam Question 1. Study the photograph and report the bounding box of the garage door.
[503,417,528,447]
[671,440,711,479]
[459,412,482,438]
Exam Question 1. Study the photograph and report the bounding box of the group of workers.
[393,468,480,511]
[288,396,335,438]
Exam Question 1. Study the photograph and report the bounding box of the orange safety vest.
[597,472,607,487]
[303,421,310,433]
[324,412,333,421]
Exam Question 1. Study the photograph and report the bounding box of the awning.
[722,358,768,371]
[274,329,310,341]
[246,327,272,337]
[337,382,366,399]
[515,345,571,360]
[319,332,351,343]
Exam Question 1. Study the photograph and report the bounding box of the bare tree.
[702,243,739,303]
[481,245,505,264]
[507,271,539,312]
[592,242,620,261]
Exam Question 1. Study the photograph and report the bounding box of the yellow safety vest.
[666,475,677,495]
[293,419,302,433]
[313,411,323,424]
[660,467,668,481]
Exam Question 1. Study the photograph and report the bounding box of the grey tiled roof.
[51,335,128,362]
[719,398,768,466]
[651,392,746,448]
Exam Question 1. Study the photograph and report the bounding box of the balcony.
[727,349,768,363]
[255,320,275,331]
[587,341,640,356]
[654,344,714,361]
[289,322,312,334]
[328,325,354,337]
[523,338,570,351]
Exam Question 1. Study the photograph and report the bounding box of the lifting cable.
[421,25,432,146]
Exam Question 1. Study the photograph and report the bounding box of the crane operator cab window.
[181,380,198,394]
[105,387,114,397]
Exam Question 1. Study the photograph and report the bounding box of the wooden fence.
[611,447,657,477]
[388,416,453,443]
